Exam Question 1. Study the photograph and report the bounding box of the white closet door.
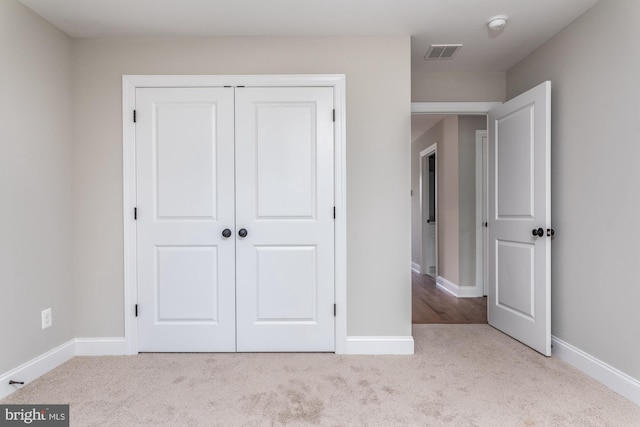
[235,87,335,352]
[136,87,236,352]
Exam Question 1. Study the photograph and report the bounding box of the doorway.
[411,84,552,356]
[420,145,437,277]
[411,109,494,324]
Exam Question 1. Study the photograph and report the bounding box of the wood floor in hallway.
[412,271,487,324]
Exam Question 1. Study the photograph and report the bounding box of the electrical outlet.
[41,308,52,329]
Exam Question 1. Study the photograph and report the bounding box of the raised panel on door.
[136,87,236,352]
[235,87,335,352]
[255,246,317,321]
[488,81,551,356]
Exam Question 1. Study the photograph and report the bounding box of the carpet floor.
[2,325,639,426]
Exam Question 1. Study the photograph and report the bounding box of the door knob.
[238,228,248,238]
[547,228,555,237]
[532,228,544,237]
[221,228,232,238]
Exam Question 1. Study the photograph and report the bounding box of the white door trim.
[419,143,437,277]
[475,130,488,296]
[412,102,501,115]
[123,74,347,354]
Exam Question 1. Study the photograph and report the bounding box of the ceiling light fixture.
[487,15,508,32]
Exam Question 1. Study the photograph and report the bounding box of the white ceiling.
[20,0,599,72]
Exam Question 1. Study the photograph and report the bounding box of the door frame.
[419,144,437,277]
[475,130,488,296]
[411,103,500,297]
[123,75,347,355]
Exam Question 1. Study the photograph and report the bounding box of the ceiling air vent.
[424,44,463,60]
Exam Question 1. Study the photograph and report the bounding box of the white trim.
[436,275,458,296]
[3,335,637,406]
[75,337,126,356]
[412,102,502,114]
[475,130,488,297]
[123,74,347,355]
[552,336,640,406]
[419,145,436,158]
[0,340,75,400]
[419,143,437,278]
[333,76,348,355]
[345,336,414,355]
[436,276,483,298]
[411,261,420,273]
[122,76,137,356]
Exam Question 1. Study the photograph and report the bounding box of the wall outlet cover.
[41,308,52,329]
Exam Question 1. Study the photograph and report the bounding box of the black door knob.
[238,228,248,238]
[532,228,544,237]
[221,228,232,238]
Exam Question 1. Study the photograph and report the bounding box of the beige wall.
[507,0,640,380]
[0,0,73,372]
[71,36,412,338]
[437,116,460,284]
[412,71,506,102]
[411,120,444,268]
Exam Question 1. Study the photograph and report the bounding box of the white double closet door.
[135,86,335,352]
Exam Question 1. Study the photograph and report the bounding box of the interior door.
[136,87,236,352]
[235,87,335,352]
[488,81,551,356]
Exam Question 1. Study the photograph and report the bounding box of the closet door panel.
[235,87,335,352]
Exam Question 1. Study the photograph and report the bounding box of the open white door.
[488,81,551,356]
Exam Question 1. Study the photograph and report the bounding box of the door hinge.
[135,304,138,317]
[333,206,336,219]
[133,110,136,123]
[334,304,336,317]
[134,207,137,220]
[332,109,335,122]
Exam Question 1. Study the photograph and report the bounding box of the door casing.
[476,130,488,296]
[123,75,347,355]
[419,144,437,277]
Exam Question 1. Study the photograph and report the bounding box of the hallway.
[412,271,487,324]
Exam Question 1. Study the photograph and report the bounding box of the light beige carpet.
[3,325,639,426]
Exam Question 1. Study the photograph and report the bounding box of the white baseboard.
[1,337,127,400]
[552,336,640,406]
[75,337,126,356]
[344,336,414,355]
[3,334,638,407]
[411,262,420,273]
[436,276,483,298]
[0,339,75,400]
